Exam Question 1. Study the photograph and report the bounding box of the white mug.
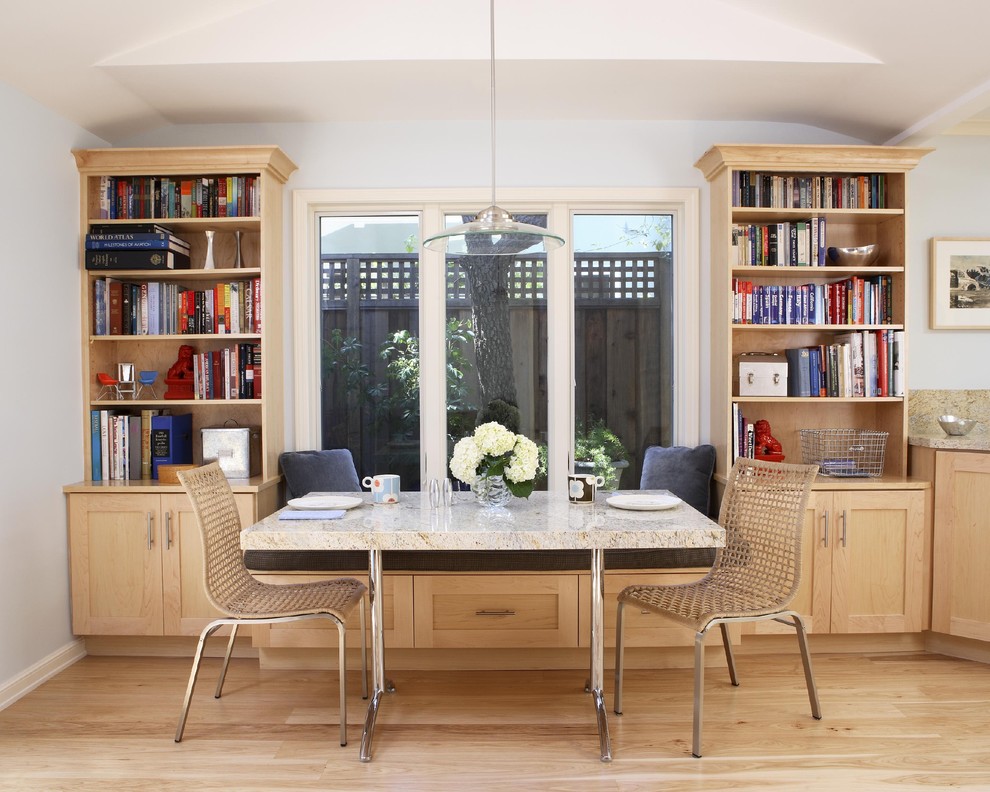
[568,473,605,504]
[362,474,400,504]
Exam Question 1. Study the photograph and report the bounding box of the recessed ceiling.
[2,0,990,144]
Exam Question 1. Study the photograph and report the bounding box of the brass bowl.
[938,415,978,436]
[826,244,880,266]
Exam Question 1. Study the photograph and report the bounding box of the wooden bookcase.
[694,144,931,483]
[72,146,296,482]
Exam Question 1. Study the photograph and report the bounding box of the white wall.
[0,81,105,688]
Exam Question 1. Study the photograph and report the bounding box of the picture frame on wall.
[930,237,990,329]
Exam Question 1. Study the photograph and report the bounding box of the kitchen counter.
[908,389,990,450]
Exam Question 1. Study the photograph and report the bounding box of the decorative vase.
[472,474,513,508]
[204,230,215,270]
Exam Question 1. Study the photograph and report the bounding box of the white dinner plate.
[287,495,364,511]
[606,494,682,511]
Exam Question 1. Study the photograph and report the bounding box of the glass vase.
[472,474,512,508]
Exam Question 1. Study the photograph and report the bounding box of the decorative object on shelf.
[135,370,159,399]
[753,419,785,462]
[234,230,243,268]
[929,237,990,329]
[799,428,888,477]
[937,414,978,436]
[164,344,196,400]
[737,353,787,397]
[204,230,215,270]
[826,244,879,267]
[450,421,539,505]
[421,0,564,256]
[117,362,136,398]
[96,371,121,400]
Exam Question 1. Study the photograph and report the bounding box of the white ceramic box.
[737,354,788,397]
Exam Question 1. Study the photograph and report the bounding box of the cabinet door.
[933,452,990,640]
[160,492,254,636]
[68,493,164,636]
[829,489,925,633]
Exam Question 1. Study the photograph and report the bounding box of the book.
[127,416,142,480]
[90,410,102,481]
[85,249,191,270]
[892,330,905,397]
[785,347,811,397]
[85,233,191,253]
[151,413,193,479]
[140,409,160,479]
[834,331,865,397]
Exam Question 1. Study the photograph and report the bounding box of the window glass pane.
[445,213,549,491]
[573,214,673,489]
[319,215,422,490]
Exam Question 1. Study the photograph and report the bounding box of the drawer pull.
[475,609,516,617]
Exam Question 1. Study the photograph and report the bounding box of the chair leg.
[613,601,625,715]
[791,612,822,720]
[176,621,224,742]
[692,629,706,758]
[214,623,239,699]
[719,622,739,686]
[360,595,368,700]
[337,620,348,747]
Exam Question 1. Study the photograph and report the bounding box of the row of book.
[192,343,262,400]
[732,172,888,209]
[731,275,893,325]
[84,224,192,271]
[97,175,259,220]
[92,277,261,336]
[731,218,828,267]
[784,329,904,399]
[89,410,192,481]
[731,404,758,462]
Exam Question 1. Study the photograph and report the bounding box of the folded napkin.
[278,510,346,520]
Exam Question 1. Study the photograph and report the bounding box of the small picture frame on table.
[930,237,990,329]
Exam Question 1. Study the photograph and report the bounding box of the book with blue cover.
[151,413,193,479]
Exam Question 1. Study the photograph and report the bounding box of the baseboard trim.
[0,638,87,711]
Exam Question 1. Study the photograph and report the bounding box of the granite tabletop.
[241,490,726,553]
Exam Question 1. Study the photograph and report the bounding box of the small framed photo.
[930,237,990,329]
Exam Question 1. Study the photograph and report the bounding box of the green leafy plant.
[575,419,630,490]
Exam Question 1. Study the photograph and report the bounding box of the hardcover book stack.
[85,223,191,270]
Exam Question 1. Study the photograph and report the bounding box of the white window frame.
[292,187,700,491]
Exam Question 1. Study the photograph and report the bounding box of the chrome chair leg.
[337,620,348,746]
[791,612,822,720]
[613,601,625,715]
[360,595,368,700]
[176,620,225,742]
[692,629,706,758]
[719,621,739,686]
[215,623,238,698]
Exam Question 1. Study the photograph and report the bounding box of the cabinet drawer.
[249,573,413,649]
[414,574,579,648]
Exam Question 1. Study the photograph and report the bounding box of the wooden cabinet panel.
[413,575,579,648]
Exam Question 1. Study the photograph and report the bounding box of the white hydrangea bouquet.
[449,421,540,499]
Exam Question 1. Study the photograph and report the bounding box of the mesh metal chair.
[175,462,368,746]
[614,457,821,758]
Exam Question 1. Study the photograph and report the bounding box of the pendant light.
[422,0,565,256]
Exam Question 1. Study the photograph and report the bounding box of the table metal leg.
[359,548,386,762]
[590,548,612,762]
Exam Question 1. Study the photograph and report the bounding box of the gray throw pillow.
[278,449,361,501]
[639,444,716,516]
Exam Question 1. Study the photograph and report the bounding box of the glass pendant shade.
[423,205,565,256]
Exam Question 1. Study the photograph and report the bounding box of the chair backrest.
[278,449,361,501]
[640,444,716,516]
[713,457,819,610]
[177,461,256,616]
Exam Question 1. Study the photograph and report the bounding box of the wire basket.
[799,429,888,477]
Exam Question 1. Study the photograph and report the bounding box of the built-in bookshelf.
[695,144,931,482]
[72,146,297,482]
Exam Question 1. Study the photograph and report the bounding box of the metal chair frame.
[613,457,822,758]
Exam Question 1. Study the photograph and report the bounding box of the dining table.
[240,488,725,762]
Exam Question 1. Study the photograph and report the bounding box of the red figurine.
[753,419,785,462]
[164,344,195,400]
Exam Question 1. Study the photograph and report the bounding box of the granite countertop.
[908,389,990,451]
[908,429,990,451]
[241,490,725,553]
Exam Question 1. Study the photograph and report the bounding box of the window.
[293,188,700,491]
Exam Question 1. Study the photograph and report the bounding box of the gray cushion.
[640,444,717,517]
[278,449,361,501]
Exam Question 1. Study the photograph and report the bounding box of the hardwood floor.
[1,650,988,790]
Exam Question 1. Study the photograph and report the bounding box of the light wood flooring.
[1,650,989,791]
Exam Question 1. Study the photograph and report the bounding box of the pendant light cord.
[489,0,497,210]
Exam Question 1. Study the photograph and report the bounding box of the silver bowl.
[827,244,880,267]
[938,415,978,436]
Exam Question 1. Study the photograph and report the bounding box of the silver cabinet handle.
[165,512,172,550]
[840,510,848,548]
[147,512,154,550]
[475,609,516,617]
[821,509,829,547]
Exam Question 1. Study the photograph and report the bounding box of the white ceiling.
[4,0,990,145]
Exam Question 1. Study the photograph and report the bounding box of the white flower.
[504,436,538,483]
[449,422,539,492]
[449,436,483,483]
[474,422,517,456]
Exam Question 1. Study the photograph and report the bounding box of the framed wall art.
[930,237,990,329]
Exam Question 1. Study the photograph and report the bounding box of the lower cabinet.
[66,487,272,636]
[757,486,926,636]
[929,449,990,641]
